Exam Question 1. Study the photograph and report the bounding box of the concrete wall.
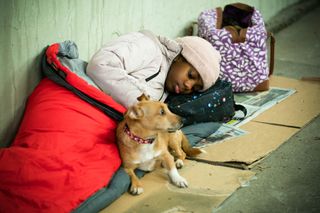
[0,0,300,147]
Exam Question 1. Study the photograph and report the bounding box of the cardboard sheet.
[253,76,320,127]
[102,160,254,213]
[194,122,298,164]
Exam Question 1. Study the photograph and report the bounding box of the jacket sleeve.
[86,33,162,108]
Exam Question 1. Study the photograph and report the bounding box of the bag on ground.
[198,3,275,92]
[165,79,246,126]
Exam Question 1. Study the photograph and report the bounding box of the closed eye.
[188,70,194,79]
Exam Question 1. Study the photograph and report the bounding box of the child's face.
[165,57,203,94]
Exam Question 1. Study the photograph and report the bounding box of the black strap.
[145,69,161,82]
[234,103,247,118]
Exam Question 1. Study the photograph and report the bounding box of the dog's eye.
[160,108,165,115]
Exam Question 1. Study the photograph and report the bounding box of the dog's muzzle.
[167,122,183,133]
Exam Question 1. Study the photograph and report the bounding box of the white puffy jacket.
[86,30,181,108]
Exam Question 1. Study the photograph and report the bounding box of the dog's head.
[125,94,183,132]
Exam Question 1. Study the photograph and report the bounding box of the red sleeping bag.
[0,42,126,212]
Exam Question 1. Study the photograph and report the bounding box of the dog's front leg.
[161,152,188,188]
[124,167,144,195]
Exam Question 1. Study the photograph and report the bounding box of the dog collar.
[124,124,155,144]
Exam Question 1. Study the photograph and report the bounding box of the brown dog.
[116,94,202,195]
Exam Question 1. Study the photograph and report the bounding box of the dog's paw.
[175,159,184,169]
[171,175,188,188]
[129,185,144,195]
[169,168,188,188]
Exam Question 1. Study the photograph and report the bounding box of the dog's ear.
[137,93,150,102]
[127,105,144,119]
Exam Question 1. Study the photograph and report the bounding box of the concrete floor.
[214,4,320,213]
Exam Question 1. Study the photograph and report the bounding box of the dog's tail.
[181,134,203,157]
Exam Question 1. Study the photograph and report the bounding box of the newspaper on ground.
[228,87,296,127]
[195,123,248,148]
[198,87,296,147]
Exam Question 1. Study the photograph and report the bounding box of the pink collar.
[124,124,155,144]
